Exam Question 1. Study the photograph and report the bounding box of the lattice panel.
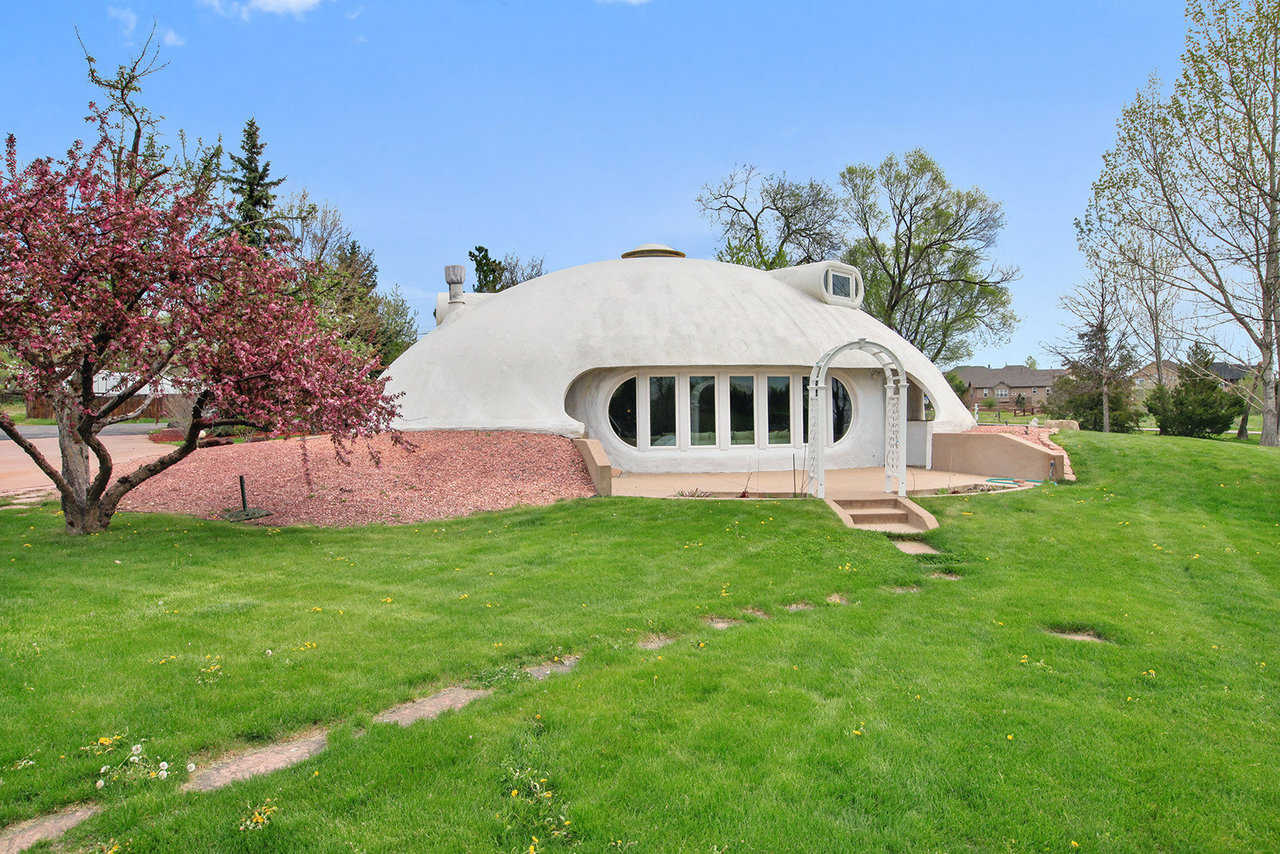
[885,376,904,484]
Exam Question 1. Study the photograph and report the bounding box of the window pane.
[729,375,754,445]
[767,376,791,444]
[830,272,851,298]
[649,376,677,446]
[689,375,716,446]
[832,378,853,441]
[801,376,810,443]
[609,378,637,446]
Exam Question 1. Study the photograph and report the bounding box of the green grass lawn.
[1,400,161,427]
[2,432,1279,851]
[0,401,54,426]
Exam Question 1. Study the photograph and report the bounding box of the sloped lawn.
[1,431,1278,851]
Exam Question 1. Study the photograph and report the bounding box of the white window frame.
[606,369,854,452]
[821,263,864,308]
[996,387,1009,398]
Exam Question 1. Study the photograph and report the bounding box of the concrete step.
[844,508,910,524]
[836,497,902,510]
[824,494,939,535]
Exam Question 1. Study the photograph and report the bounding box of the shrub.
[1046,374,1143,432]
[1148,345,1245,438]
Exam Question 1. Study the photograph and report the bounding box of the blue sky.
[7,1,1187,368]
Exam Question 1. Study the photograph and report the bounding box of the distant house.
[950,364,1067,412]
[1208,362,1249,386]
[1133,360,1180,399]
[1134,360,1250,397]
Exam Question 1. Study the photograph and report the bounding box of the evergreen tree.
[1147,345,1245,438]
[468,246,506,293]
[225,118,285,248]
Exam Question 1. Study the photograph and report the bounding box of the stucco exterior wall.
[384,255,976,469]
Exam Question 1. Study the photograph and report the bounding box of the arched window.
[608,377,637,446]
[831,377,853,441]
[802,376,853,443]
[605,370,853,451]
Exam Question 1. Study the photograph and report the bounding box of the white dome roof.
[385,256,974,435]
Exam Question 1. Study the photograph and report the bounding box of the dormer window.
[821,264,863,307]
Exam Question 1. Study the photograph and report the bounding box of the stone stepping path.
[183,729,328,793]
[741,607,769,619]
[894,540,939,555]
[705,616,741,630]
[524,655,580,681]
[1046,628,1109,643]
[784,602,813,612]
[825,593,848,605]
[888,585,921,594]
[182,655,581,791]
[0,805,100,854]
[375,686,495,727]
[637,634,674,650]
[3,654,581,852]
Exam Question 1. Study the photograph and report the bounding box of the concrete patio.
[610,465,999,499]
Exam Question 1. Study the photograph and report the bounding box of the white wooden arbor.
[804,338,908,498]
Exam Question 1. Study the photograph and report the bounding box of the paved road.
[0,433,169,495]
[0,422,161,441]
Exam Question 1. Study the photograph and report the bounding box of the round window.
[608,377,637,447]
[831,377,853,441]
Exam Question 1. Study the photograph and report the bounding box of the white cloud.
[107,6,138,36]
[345,5,363,20]
[247,0,325,13]
[198,0,325,19]
[162,27,186,46]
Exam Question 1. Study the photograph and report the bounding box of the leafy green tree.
[841,150,1019,364]
[1147,344,1245,438]
[1046,373,1144,432]
[697,165,843,270]
[945,370,969,401]
[1024,356,1038,369]
[1088,0,1280,445]
[282,195,418,369]
[467,246,543,293]
[225,117,286,248]
[1014,392,1027,413]
[370,285,420,366]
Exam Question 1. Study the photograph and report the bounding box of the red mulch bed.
[120,431,596,527]
[969,425,1076,479]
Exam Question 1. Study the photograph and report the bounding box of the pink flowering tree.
[0,60,399,534]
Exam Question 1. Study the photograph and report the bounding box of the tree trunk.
[51,391,121,534]
[52,390,97,529]
[1238,397,1252,440]
[1262,354,1279,447]
[1101,377,1111,433]
[1153,283,1165,388]
[62,500,115,535]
